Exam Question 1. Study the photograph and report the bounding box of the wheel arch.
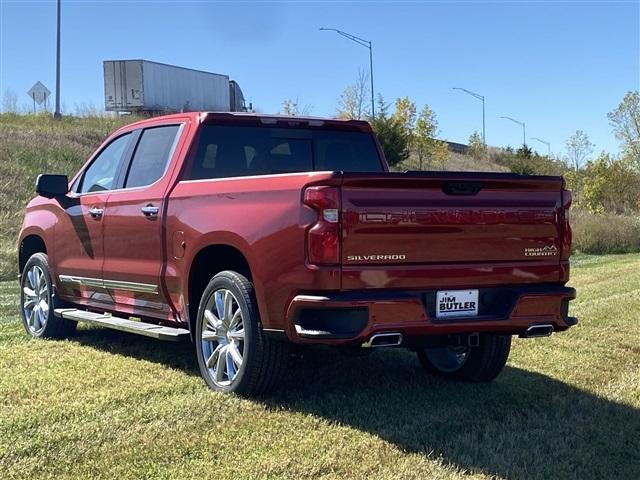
[186,243,256,340]
[18,234,48,276]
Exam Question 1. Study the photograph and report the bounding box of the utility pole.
[320,27,375,118]
[54,0,61,119]
[453,87,485,145]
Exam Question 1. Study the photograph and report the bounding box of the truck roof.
[118,111,373,133]
[103,59,229,78]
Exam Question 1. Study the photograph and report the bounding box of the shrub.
[572,210,640,255]
[487,146,567,176]
[467,131,486,160]
[581,153,640,214]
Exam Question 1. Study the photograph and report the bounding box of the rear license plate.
[436,290,479,318]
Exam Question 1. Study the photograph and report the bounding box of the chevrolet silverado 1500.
[18,112,577,395]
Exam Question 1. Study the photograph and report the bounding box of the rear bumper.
[284,284,577,345]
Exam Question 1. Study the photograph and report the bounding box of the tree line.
[280,79,639,216]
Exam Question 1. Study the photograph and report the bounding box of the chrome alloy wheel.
[200,288,245,387]
[22,265,50,335]
[424,345,469,373]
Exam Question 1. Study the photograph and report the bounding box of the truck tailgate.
[340,172,566,289]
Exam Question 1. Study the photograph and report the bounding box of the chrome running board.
[54,308,189,341]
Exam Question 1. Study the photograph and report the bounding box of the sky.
[0,0,638,156]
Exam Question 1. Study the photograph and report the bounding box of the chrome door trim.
[58,275,158,294]
[58,275,104,288]
[103,279,159,294]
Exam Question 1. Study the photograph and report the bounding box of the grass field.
[0,113,136,281]
[0,254,639,479]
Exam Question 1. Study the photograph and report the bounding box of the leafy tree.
[565,130,594,171]
[414,104,438,169]
[582,153,640,214]
[431,140,450,171]
[336,69,370,120]
[393,97,416,136]
[370,95,410,167]
[467,131,486,159]
[607,90,640,165]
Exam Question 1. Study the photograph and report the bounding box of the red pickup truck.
[18,112,576,395]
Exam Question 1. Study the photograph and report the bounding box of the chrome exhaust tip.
[521,324,554,338]
[362,332,403,348]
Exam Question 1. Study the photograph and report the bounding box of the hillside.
[396,149,508,173]
[0,114,137,280]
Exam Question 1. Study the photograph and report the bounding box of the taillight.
[304,186,341,265]
[561,188,572,260]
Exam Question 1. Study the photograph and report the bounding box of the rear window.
[185,125,382,180]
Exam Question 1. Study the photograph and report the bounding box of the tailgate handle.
[443,181,482,196]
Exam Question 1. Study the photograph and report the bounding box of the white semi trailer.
[104,59,246,113]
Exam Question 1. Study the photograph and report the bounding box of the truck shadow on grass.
[72,329,639,480]
[72,327,200,376]
[271,346,640,480]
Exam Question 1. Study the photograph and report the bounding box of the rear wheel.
[194,270,289,396]
[417,334,511,382]
[20,253,76,339]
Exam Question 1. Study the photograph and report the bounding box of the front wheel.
[194,270,289,396]
[20,253,76,339]
[417,334,511,382]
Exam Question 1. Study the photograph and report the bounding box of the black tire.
[194,270,289,396]
[20,253,76,339]
[417,334,511,382]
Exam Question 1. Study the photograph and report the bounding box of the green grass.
[1,254,639,479]
[0,113,138,281]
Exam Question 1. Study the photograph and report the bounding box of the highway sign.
[27,81,51,105]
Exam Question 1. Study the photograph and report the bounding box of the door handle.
[141,205,159,217]
[88,207,104,218]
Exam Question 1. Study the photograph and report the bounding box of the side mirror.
[36,174,69,198]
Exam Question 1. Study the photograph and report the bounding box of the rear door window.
[187,126,312,180]
[124,125,180,188]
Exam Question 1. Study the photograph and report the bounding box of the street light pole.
[501,116,526,147]
[54,0,61,119]
[531,137,551,157]
[453,87,485,145]
[320,27,375,118]
[368,41,374,118]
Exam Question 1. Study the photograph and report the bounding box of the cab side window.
[124,125,180,188]
[78,133,131,193]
